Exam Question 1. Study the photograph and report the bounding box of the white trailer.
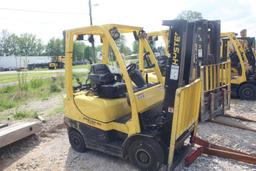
[0,56,52,70]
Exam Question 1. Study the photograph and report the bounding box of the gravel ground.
[185,99,256,171]
[0,99,256,171]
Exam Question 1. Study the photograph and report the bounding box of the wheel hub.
[73,137,80,145]
[243,88,252,97]
[136,149,151,165]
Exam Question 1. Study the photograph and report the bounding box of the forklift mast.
[196,20,221,68]
[162,20,188,113]
[161,20,221,112]
[163,20,230,122]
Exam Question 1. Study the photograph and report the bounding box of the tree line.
[0,30,63,57]
[0,30,137,61]
[0,30,98,62]
[0,10,202,59]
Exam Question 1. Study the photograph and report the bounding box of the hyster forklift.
[144,20,231,122]
[221,32,256,100]
[63,24,202,170]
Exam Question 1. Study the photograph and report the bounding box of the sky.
[0,0,255,43]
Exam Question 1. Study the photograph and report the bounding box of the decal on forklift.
[170,65,179,80]
[172,32,181,65]
[158,86,164,91]
[83,116,102,126]
[170,32,181,80]
[137,93,144,100]
[198,49,203,58]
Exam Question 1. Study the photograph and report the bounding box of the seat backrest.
[91,64,112,74]
[89,64,115,85]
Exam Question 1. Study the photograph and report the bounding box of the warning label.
[170,65,179,80]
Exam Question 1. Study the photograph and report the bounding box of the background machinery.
[63,24,202,170]
[221,32,256,100]
[48,56,65,70]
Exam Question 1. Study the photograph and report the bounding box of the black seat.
[156,55,168,76]
[88,64,126,98]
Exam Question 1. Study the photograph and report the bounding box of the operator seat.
[88,64,127,98]
[156,55,168,76]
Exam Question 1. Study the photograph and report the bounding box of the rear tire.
[239,83,256,100]
[128,138,164,171]
[68,129,86,152]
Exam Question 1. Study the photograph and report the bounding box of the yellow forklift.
[143,20,231,122]
[63,24,202,170]
[221,32,256,100]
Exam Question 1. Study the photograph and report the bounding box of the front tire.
[128,138,164,171]
[68,129,86,152]
[239,83,256,100]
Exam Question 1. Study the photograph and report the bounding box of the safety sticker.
[170,65,179,80]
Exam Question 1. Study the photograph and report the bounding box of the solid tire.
[239,83,256,100]
[128,138,164,171]
[68,129,86,153]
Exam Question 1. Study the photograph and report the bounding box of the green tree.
[46,38,64,56]
[73,42,86,62]
[18,33,44,56]
[0,30,19,56]
[132,41,139,53]
[176,10,203,22]
[95,45,102,54]
[84,46,92,63]
[116,35,132,56]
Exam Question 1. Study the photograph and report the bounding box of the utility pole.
[89,0,96,63]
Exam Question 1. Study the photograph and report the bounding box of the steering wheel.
[126,63,137,74]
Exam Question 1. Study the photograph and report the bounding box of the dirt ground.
[0,98,256,171]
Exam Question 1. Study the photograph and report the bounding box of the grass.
[0,72,64,84]
[73,64,90,69]
[30,79,44,89]
[0,76,65,112]
[12,110,39,120]
[0,65,88,85]
[48,105,64,116]
[0,64,90,121]
[0,86,18,112]
[0,110,38,121]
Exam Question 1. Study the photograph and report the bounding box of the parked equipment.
[221,32,256,100]
[48,56,65,70]
[63,24,202,170]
